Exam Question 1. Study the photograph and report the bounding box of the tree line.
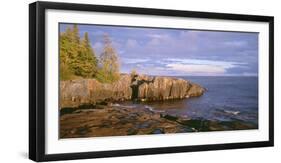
[60,25,120,83]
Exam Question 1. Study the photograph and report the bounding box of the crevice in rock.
[130,75,155,101]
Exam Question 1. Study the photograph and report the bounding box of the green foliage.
[72,24,80,44]
[71,32,98,78]
[96,34,120,83]
[59,25,120,82]
[60,63,78,80]
[60,25,98,80]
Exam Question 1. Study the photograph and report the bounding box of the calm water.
[121,76,258,125]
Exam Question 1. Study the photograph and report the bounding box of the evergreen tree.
[72,32,98,78]
[72,24,80,44]
[59,25,98,80]
[59,27,77,80]
[82,32,98,71]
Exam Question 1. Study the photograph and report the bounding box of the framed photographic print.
[29,1,274,162]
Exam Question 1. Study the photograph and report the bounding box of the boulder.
[186,83,205,97]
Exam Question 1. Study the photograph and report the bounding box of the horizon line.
[120,73,258,77]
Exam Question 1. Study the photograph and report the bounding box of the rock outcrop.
[60,74,205,108]
[137,75,201,101]
[60,106,183,138]
[60,105,257,138]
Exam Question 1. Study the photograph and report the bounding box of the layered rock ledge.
[59,75,258,138]
[60,74,205,108]
[60,105,258,138]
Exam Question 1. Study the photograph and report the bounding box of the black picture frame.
[29,1,274,162]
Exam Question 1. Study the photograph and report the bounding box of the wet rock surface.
[60,105,257,138]
[60,106,182,138]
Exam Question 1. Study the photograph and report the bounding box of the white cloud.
[146,34,172,46]
[122,58,150,64]
[162,58,248,75]
[166,63,225,74]
[164,58,246,69]
[223,41,248,47]
[147,34,170,39]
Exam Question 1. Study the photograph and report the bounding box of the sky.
[60,23,258,76]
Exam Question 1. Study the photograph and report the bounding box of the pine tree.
[72,24,80,44]
[60,27,77,80]
[82,32,98,70]
[59,25,119,81]
[59,25,98,80]
[74,32,98,78]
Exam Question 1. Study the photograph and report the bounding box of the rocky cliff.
[60,74,205,108]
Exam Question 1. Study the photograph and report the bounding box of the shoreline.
[59,74,205,109]
[60,104,258,139]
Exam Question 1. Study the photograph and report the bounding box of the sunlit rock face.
[60,74,205,108]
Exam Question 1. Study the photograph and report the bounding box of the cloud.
[147,38,161,46]
[223,41,248,47]
[166,63,225,74]
[163,58,247,75]
[61,24,258,76]
[146,33,172,46]
[147,34,170,39]
[122,58,150,64]
[164,58,246,68]
[125,39,138,48]
[120,57,249,76]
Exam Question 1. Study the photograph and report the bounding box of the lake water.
[121,76,258,126]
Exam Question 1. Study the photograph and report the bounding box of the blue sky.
[60,23,258,76]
